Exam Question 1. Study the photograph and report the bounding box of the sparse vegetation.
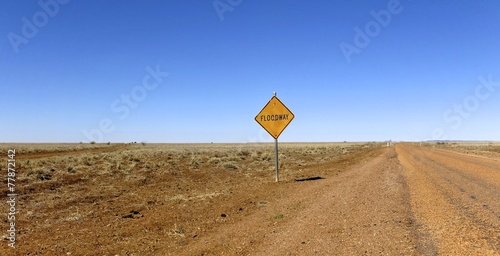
[3,141,499,254]
[222,162,238,170]
[273,214,284,220]
[208,157,221,164]
[169,224,185,238]
[1,142,392,254]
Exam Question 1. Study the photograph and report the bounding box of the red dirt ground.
[1,143,499,255]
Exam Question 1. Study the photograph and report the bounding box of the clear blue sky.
[2,0,500,143]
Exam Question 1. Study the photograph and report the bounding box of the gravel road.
[184,144,500,255]
[397,144,500,255]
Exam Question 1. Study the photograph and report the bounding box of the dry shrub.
[237,149,251,157]
[222,162,238,170]
[208,157,221,164]
[260,152,272,161]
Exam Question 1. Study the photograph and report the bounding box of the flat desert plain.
[0,142,499,255]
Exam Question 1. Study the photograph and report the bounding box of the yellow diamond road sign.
[255,96,294,139]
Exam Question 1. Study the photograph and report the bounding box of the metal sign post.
[255,92,294,182]
[273,92,280,182]
[275,137,279,182]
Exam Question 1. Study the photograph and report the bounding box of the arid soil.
[397,144,500,255]
[1,143,499,255]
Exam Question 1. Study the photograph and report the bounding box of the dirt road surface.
[1,143,499,255]
[181,145,500,255]
[396,144,500,255]
[181,147,416,255]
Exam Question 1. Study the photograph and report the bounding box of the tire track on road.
[396,144,500,255]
